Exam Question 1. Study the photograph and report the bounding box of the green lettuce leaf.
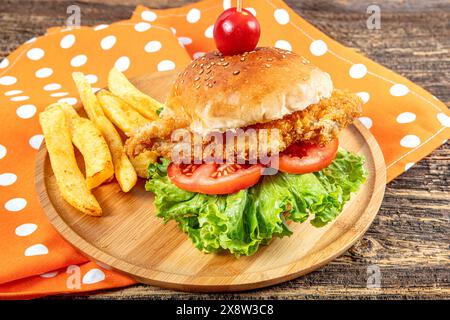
[145,149,366,257]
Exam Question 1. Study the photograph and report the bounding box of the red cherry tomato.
[168,162,263,195]
[278,139,339,174]
[213,8,261,56]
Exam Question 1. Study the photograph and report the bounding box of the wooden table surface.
[1,0,448,300]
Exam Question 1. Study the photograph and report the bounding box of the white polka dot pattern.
[82,268,106,284]
[359,117,373,129]
[141,11,157,22]
[246,7,257,16]
[179,37,193,46]
[275,40,292,51]
[134,22,151,32]
[100,35,117,50]
[0,144,6,159]
[35,67,53,78]
[193,52,205,59]
[356,92,370,104]
[274,9,290,25]
[71,54,88,67]
[4,198,27,212]
[27,48,45,61]
[223,0,232,9]
[4,90,23,96]
[15,223,37,237]
[40,271,58,278]
[396,112,416,124]
[349,64,367,79]
[24,244,49,256]
[186,8,201,23]
[10,96,30,102]
[16,104,37,119]
[437,113,450,127]
[400,135,421,148]
[0,76,17,86]
[60,34,76,49]
[85,74,98,84]
[157,60,176,72]
[145,41,162,53]
[0,173,17,186]
[57,97,77,105]
[43,83,62,91]
[93,24,109,31]
[204,25,214,39]
[310,40,328,56]
[50,92,69,97]
[390,84,409,97]
[115,56,131,72]
[0,58,9,69]
[29,134,44,149]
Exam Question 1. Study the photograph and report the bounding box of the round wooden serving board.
[36,70,386,292]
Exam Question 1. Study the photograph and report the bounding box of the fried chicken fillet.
[125,48,363,162]
[126,89,362,161]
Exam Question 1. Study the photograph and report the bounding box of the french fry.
[96,90,149,136]
[72,72,104,121]
[95,117,137,192]
[130,150,159,178]
[58,102,114,189]
[39,105,102,216]
[108,67,163,120]
[73,72,137,192]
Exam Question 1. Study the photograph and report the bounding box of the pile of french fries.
[39,68,161,216]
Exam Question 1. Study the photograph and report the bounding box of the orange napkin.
[0,0,448,299]
[0,19,190,299]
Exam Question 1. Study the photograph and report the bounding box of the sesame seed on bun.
[163,47,333,135]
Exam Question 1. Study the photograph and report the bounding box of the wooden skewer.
[237,0,242,12]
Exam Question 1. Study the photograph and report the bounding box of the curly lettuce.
[145,150,366,257]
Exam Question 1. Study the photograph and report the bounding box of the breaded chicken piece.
[126,117,186,157]
[125,89,362,161]
[250,89,362,150]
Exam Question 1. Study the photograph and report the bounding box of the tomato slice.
[278,139,339,174]
[167,163,264,195]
